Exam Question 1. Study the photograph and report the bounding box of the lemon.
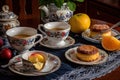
[69,13,91,33]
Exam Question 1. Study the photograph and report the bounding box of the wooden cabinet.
[74,1,87,14]
[74,0,120,24]
[86,0,120,24]
[0,0,119,24]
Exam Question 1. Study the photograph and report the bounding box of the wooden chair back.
[5,0,40,20]
[0,0,41,28]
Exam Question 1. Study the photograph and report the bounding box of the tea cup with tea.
[38,22,71,47]
[6,27,43,52]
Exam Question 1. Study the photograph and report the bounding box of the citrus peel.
[101,35,120,51]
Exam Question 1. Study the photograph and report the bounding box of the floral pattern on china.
[8,37,34,46]
[46,31,69,38]
[56,3,73,22]
[0,5,20,37]
[39,3,73,23]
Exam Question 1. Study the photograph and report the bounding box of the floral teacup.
[6,27,43,51]
[38,22,71,47]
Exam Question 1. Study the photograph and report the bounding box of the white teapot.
[39,3,73,23]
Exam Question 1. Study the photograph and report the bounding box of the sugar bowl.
[0,5,20,36]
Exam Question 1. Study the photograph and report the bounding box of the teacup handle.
[34,34,43,46]
[38,24,47,37]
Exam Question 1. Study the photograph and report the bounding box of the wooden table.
[18,18,120,80]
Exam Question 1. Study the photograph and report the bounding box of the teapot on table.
[39,3,73,23]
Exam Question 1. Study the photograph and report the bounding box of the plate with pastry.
[65,44,108,65]
[82,24,120,43]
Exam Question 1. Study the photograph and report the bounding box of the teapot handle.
[38,24,47,38]
[39,5,49,17]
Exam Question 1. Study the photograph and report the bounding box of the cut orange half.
[101,35,120,51]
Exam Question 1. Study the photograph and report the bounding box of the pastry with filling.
[90,24,111,39]
[28,52,46,70]
[76,45,100,62]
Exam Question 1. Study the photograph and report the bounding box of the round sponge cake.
[90,24,111,39]
[76,45,100,62]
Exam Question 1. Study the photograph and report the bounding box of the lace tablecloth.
[0,32,120,80]
[52,33,120,80]
[53,50,120,80]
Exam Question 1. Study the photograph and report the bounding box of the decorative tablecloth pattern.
[53,50,120,80]
[0,32,120,80]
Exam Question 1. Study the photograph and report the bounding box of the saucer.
[40,36,75,49]
[82,29,120,43]
[9,53,61,76]
[65,47,108,65]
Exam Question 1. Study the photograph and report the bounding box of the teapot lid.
[0,5,18,21]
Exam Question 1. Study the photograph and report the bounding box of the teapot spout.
[39,5,49,17]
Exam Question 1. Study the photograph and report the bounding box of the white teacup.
[38,22,71,47]
[6,27,43,51]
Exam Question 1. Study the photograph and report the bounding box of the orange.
[69,13,91,33]
[101,35,120,51]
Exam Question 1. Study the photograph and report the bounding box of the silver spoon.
[92,21,120,39]
[101,21,120,33]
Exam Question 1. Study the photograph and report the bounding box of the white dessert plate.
[65,47,108,65]
[40,36,75,49]
[9,53,61,76]
[82,29,120,43]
